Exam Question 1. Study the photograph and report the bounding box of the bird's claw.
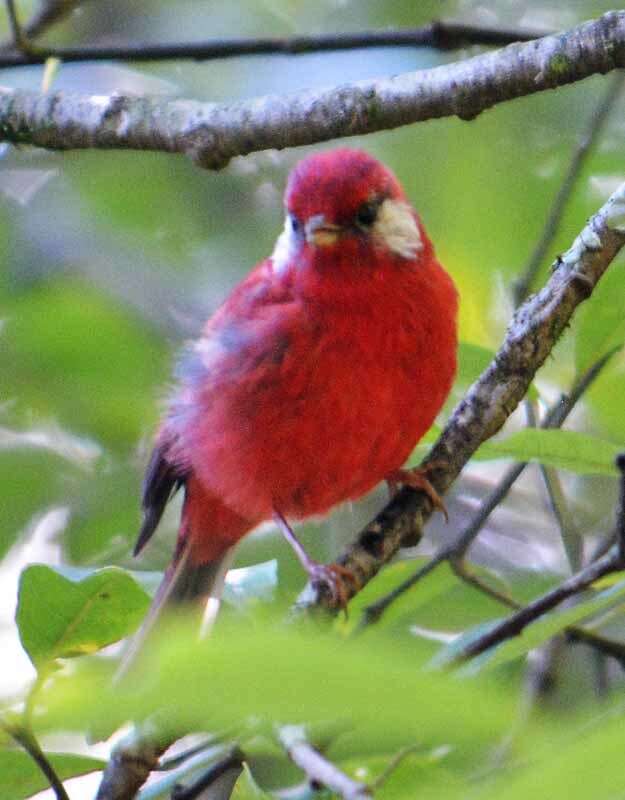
[306,561,357,609]
[386,461,449,522]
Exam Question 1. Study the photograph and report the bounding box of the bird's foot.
[305,561,357,609]
[386,462,449,522]
[273,510,357,608]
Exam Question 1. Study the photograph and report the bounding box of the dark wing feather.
[134,442,185,556]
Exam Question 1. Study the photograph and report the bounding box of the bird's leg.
[386,461,449,522]
[273,510,356,608]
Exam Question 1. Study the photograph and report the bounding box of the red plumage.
[132,148,457,626]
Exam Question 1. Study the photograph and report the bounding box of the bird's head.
[272,149,426,275]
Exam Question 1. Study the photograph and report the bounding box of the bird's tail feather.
[115,542,235,682]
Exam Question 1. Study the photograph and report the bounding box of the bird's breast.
[178,261,457,522]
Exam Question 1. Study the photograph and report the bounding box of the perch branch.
[0,12,624,168]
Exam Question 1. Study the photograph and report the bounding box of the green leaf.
[488,702,625,800]
[342,560,459,634]
[574,266,625,375]
[338,748,456,800]
[16,565,150,670]
[457,341,496,386]
[231,764,273,799]
[474,429,621,475]
[0,749,104,799]
[42,622,514,765]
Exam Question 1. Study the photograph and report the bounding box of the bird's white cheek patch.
[373,199,423,259]
[271,219,294,275]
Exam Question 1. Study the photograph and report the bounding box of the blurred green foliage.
[1,1,625,799]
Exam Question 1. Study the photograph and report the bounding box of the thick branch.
[0,20,544,67]
[95,723,172,800]
[297,182,625,612]
[0,12,624,168]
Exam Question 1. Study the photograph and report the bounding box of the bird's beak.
[305,215,342,247]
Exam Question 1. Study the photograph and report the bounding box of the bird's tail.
[115,541,235,682]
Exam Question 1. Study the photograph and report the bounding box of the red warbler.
[130,148,458,640]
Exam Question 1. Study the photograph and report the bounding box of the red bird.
[132,148,457,632]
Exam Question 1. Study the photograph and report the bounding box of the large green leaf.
[474,428,621,475]
[41,622,514,768]
[0,749,104,800]
[16,565,150,669]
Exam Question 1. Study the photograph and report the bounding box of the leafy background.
[1,1,625,798]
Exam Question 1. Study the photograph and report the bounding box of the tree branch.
[0,19,545,67]
[95,722,172,800]
[0,12,624,168]
[453,542,623,665]
[170,747,244,800]
[278,725,370,800]
[449,452,625,663]
[297,180,625,613]
[21,0,90,42]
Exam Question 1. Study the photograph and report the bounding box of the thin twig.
[22,0,89,42]
[446,529,625,671]
[170,747,244,800]
[360,346,621,626]
[566,626,625,667]
[0,19,546,67]
[450,558,518,609]
[4,0,31,52]
[157,737,221,771]
[617,454,625,560]
[454,547,621,664]
[4,722,71,800]
[539,464,583,571]
[513,71,625,303]
[453,454,625,663]
[278,725,370,800]
[369,744,422,792]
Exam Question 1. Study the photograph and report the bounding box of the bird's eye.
[355,200,379,228]
[289,214,303,235]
